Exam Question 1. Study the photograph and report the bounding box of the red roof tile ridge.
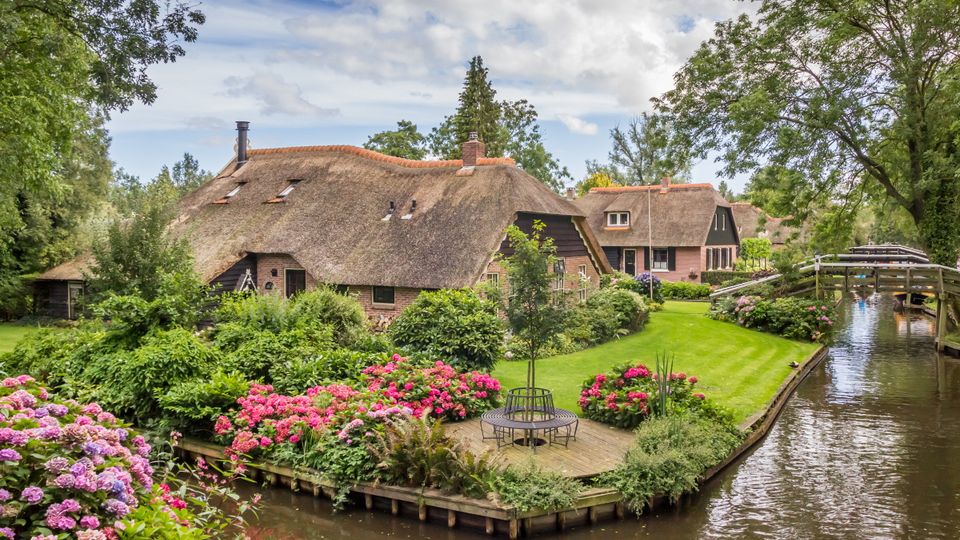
[246,145,516,168]
[588,183,715,193]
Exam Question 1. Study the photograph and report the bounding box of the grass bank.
[0,323,44,354]
[493,301,818,423]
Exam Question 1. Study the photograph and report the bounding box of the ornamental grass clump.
[578,361,706,428]
[0,375,156,538]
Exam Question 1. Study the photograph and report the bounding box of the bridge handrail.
[709,260,960,299]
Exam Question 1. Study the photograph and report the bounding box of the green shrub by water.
[159,371,250,434]
[598,412,743,514]
[389,288,504,371]
[493,463,584,512]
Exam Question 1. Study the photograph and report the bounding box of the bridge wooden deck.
[445,417,635,478]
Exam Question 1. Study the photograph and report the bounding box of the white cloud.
[557,114,599,135]
[225,71,340,117]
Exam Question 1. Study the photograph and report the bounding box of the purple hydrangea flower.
[0,448,21,462]
[79,515,100,529]
[20,486,43,504]
[0,526,13,539]
[102,498,130,517]
[44,457,70,473]
[0,489,10,502]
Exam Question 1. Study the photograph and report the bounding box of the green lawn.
[493,301,819,423]
[0,323,43,354]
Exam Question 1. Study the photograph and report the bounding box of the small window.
[484,273,499,286]
[554,258,566,301]
[705,248,713,271]
[372,286,395,305]
[606,212,629,227]
[721,212,726,231]
[714,213,719,230]
[578,264,588,302]
[652,248,669,271]
[278,180,301,198]
[224,182,245,199]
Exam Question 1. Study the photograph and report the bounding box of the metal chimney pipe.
[236,121,250,167]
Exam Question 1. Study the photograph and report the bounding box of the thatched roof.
[34,256,91,281]
[730,203,796,245]
[171,145,607,289]
[574,183,731,247]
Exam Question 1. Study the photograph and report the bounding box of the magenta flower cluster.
[216,354,502,460]
[579,362,705,428]
[0,375,153,539]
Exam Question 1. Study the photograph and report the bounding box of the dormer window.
[277,180,300,198]
[606,212,629,227]
[224,183,244,199]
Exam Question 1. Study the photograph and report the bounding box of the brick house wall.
[347,285,423,320]
[604,245,739,283]
[255,253,316,296]
[481,254,602,302]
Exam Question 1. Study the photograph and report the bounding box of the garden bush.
[269,349,388,394]
[661,281,711,300]
[493,463,584,512]
[709,296,835,342]
[597,411,743,514]
[603,271,664,303]
[215,324,335,382]
[0,375,157,538]
[579,362,708,428]
[0,324,111,391]
[158,371,250,435]
[389,289,504,371]
[287,287,368,347]
[701,270,754,286]
[585,288,649,334]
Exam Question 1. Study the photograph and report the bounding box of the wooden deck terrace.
[445,417,636,478]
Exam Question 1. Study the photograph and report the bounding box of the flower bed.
[0,375,154,539]
[216,355,501,461]
[578,363,705,428]
[709,296,835,342]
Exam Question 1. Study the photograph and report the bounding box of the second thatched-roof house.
[574,178,739,283]
[36,124,611,319]
[729,202,798,248]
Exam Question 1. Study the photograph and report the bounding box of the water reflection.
[244,294,960,539]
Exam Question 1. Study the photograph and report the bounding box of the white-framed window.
[372,286,395,305]
[705,248,713,271]
[714,213,719,230]
[277,180,301,198]
[652,248,669,271]
[224,182,245,199]
[721,248,729,269]
[578,264,588,302]
[606,212,629,227]
[484,272,499,286]
[554,258,566,292]
[721,212,726,231]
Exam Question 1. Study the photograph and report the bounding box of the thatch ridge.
[247,145,516,168]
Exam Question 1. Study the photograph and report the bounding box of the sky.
[107,0,753,191]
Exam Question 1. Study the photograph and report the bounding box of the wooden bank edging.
[174,344,828,539]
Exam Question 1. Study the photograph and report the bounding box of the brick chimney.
[660,176,671,193]
[565,187,576,200]
[461,132,485,167]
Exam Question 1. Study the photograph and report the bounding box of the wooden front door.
[285,269,306,298]
[67,283,83,320]
[623,249,637,276]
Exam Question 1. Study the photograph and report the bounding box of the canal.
[244,294,960,539]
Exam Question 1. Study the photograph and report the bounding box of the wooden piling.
[447,509,457,528]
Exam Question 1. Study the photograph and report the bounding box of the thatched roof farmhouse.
[35,124,611,319]
[574,179,739,283]
[729,202,798,247]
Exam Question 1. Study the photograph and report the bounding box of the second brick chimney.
[461,132,485,167]
[660,176,671,193]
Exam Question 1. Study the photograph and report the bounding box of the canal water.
[244,294,960,539]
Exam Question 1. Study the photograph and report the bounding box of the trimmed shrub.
[493,463,584,512]
[389,289,504,371]
[288,287,367,347]
[661,281,711,300]
[585,288,649,333]
[701,270,754,286]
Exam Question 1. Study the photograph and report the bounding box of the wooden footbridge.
[711,245,959,350]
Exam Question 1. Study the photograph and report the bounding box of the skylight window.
[224,182,244,199]
[277,180,301,198]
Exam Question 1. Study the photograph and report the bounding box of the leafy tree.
[606,113,692,185]
[87,195,193,300]
[501,222,567,389]
[363,120,428,160]
[575,169,621,196]
[426,56,570,190]
[717,181,734,201]
[171,152,212,195]
[658,0,960,264]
